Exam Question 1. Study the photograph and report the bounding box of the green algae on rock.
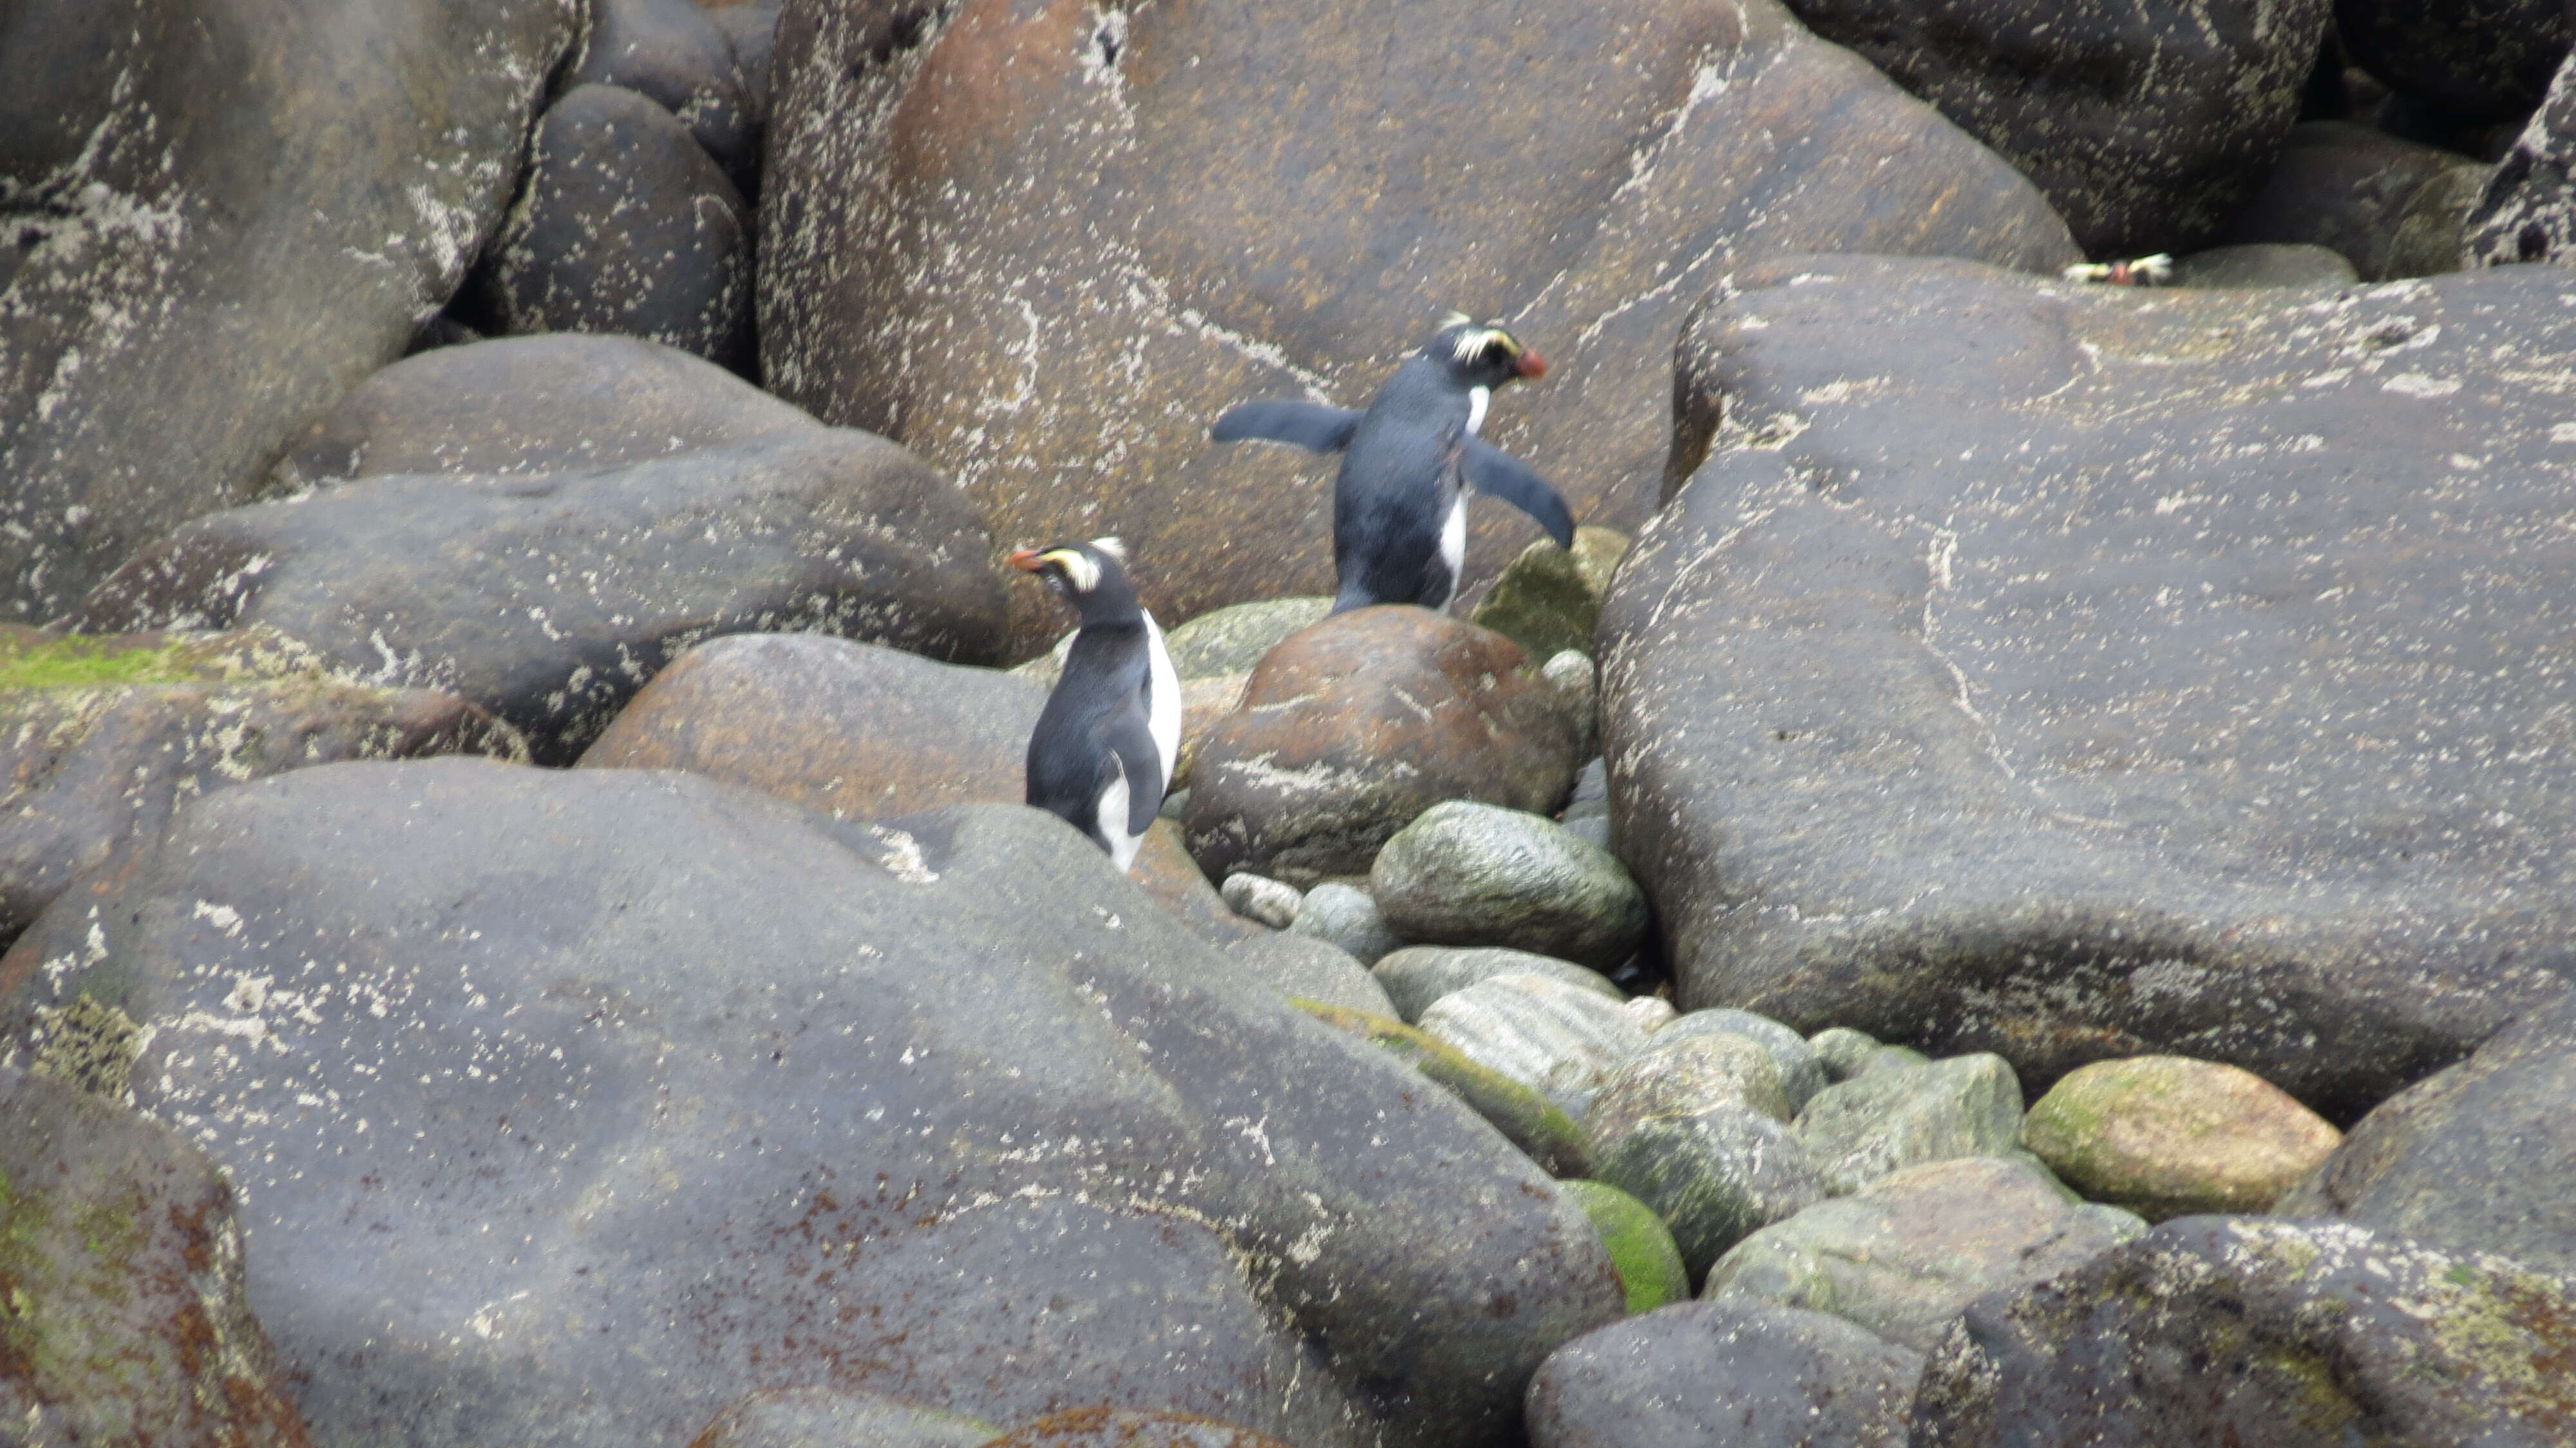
[1467,526,1631,665]
[1558,1179,1690,1316]
[1295,1000,1591,1177]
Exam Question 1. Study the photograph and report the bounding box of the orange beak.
[1515,351,1547,380]
[1006,547,1046,572]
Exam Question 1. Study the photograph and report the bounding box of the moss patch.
[1294,1000,1591,1176]
[30,995,144,1100]
[0,625,333,694]
[1560,1179,1690,1315]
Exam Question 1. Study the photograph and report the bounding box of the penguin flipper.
[1211,401,1363,453]
[1103,707,1168,839]
[1463,439,1577,548]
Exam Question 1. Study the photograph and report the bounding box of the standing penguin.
[1009,538,1180,873]
[1209,314,1574,613]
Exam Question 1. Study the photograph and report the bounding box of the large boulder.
[2465,48,2576,269]
[468,84,757,373]
[761,0,2078,654]
[1909,1216,2576,1445]
[1524,1300,1920,1448]
[65,430,1006,763]
[2275,991,2576,1277]
[576,631,1235,938]
[2215,120,2491,280]
[0,762,1624,1447]
[0,0,582,622]
[1604,254,2576,1119]
[566,0,760,193]
[274,332,817,486]
[1184,608,1580,886]
[1,625,520,946]
[2335,0,2570,122]
[1779,0,2331,256]
[0,1069,307,1446]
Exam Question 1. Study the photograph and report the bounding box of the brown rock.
[1171,671,1247,789]
[2217,120,2492,280]
[578,631,1250,938]
[274,332,817,488]
[1184,607,1580,886]
[2,625,523,945]
[2022,1056,2342,1220]
[761,0,2079,656]
[0,1068,310,1447]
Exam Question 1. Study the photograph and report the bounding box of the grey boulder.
[566,0,759,193]
[1591,1106,1826,1280]
[1607,252,2576,1119]
[0,762,1622,1447]
[1222,932,1397,1016]
[2276,989,2576,1277]
[2467,48,2576,269]
[0,1069,307,1445]
[274,332,815,488]
[1909,1216,2576,1445]
[469,84,755,372]
[1654,1008,1826,1113]
[66,430,1005,763]
[1419,972,1649,1120]
[0,0,580,620]
[1525,1300,1919,1448]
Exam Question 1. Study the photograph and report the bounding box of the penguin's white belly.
[1141,611,1182,792]
[1095,772,1141,873]
[1437,493,1468,606]
[1465,386,1490,437]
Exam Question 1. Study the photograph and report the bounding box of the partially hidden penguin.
[1209,314,1575,613]
[1009,537,1180,873]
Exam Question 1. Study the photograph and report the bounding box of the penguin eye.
[1481,340,1515,366]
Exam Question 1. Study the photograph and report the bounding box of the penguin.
[1209,314,1574,614]
[1009,537,1181,873]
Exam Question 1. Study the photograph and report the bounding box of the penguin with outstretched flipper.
[1009,538,1180,873]
[1211,315,1573,613]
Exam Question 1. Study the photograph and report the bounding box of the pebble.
[1286,881,1404,966]
[1220,872,1303,929]
[1593,1105,1826,1278]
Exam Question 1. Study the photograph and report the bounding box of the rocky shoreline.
[7,0,2576,1444]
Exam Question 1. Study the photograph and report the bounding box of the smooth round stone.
[1559,1179,1691,1317]
[1161,597,1334,680]
[1703,1153,2146,1352]
[1658,1009,1827,1113]
[1220,872,1303,929]
[1795,1053,2024,1195]
[1372,946,1624,1025]
[1372,801,1650,970]
[1808,1027,1882,1083]
[1287,881,1403,966]
[1558,755,1610,851]
[1588,1034,1796,1159]
[1221,933,1396,1017]
[1419,973,1651,1119]
[1593,1105,1826,1279]
[2022,1054,2342,1220]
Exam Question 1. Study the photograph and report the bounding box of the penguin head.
[1007,537,1141,624]
[1428,313,1546,390]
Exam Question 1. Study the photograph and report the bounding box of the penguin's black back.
[1333,357,1472,611]
[1026,622,1153,842]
